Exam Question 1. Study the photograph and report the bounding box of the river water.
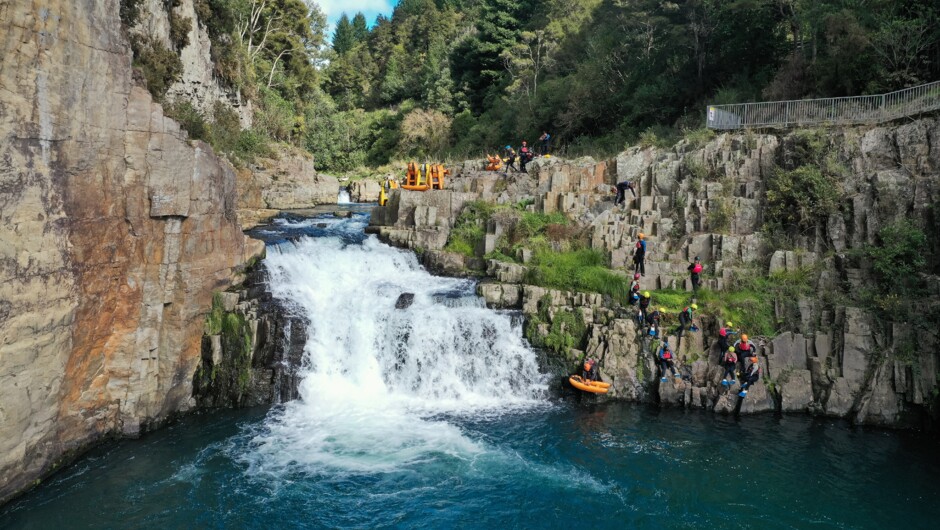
[2,211,938,529]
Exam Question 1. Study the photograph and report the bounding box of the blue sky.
[318,0,398,31]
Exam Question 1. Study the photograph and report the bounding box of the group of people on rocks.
[502,132,552,173]
[580,217,762,399]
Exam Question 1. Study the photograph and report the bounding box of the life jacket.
[692,263,703,274]
[719,327,728,337]
[661,349,672,360]
[724,351,737,364]
[629,280,640,293]
[635,240,646,254]
[738,341,752,352]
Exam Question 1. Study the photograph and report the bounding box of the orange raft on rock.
[569,375,611,394]
[402,162,448,191]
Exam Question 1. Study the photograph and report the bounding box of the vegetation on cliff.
[122,1,940,173]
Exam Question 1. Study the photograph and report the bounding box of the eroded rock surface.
[0,0,261,502]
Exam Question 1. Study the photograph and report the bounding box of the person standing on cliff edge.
[688,256,703,292]
[633,233,647,276]
[539,131,551,155]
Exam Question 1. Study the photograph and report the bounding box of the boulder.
[779,369,813,412]
[349,179,383,202]
[395,293,415,309]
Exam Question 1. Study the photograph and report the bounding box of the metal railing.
[706,81,940,130]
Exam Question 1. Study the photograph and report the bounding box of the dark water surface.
[2,404,938,529]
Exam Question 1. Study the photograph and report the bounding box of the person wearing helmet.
[739,356,761,397]
[657,341,680,382]
[716,321,737,363]
[721,346,738,386]
[633,233,647,276]
[614,180,637,207]
[645,306,664,336]
[733,334,755,375]
[504,145,518,173]
[519,141,532,172]
[637,290,652,325]
[687,256,703,292]
[676,303,697,339]
[628,273,641,306]
[582,358,599,382]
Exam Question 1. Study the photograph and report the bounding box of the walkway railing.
[706,81,940,130]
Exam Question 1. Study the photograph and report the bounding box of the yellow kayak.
[569,375,610,394]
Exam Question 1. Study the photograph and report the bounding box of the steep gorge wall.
[0,0,261,502]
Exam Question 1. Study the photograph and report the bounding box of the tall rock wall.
[371,118,940,428]
[0,0,261,502]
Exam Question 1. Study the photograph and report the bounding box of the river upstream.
[2,210,939,529]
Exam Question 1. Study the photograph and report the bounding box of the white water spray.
[337,187,351,204]
[242,226,547,477]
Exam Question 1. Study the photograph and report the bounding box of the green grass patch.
[525,249,630,299]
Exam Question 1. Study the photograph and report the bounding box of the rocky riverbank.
[368,118,940,429]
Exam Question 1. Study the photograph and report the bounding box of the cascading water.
[337,187,351,204]
[240,215,547,477]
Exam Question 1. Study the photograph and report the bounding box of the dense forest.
[132,0,940,173]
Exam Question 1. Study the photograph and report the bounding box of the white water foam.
[337,188,351,204]
[241,232,547,477]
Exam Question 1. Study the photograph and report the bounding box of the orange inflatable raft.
[569,375,610,394]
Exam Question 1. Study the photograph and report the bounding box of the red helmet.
[633,273,641,280]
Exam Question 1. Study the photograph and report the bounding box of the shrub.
[167,0,191,51]
[765,165,843,233]
[707,198,734,233]
[130,35,183,102]
[864,219,927,292]
[683,127,716,148]
[165,100,208,141]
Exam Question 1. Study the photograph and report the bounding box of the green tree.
[333,14,356,54]
[351,12,369,42]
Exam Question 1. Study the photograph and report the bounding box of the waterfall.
[337,187,351,204]
[241,219,547,476]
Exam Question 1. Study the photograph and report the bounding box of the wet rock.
[395,293,415,309]
[780,369,814,412]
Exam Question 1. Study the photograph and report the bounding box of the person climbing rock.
[633,233,647,276]
[582,358,600,381]
[657,341,680,382]
[504,145,518,173]
[628,273,641,306]
[716,321,736,363]
[645,306,664,337]
[739,356,761,397]
[637,291,652,326]
[520,141,532,172]
[614,180,636,206]
[733,334,755,374]
[688,256,703,292]
[676,303,697,339]
[539,131,551,156]
[720,347,737,386]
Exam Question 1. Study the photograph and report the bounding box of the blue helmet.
[505,145,511,149]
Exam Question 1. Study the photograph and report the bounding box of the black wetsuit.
[615,181,636,205]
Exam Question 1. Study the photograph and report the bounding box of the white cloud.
[315,0,395,22]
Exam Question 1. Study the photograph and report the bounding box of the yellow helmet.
[726,322,733,327]
[690,304,698,310]
[659,307,666,312]
[728,346,736,352]
[643,291,651,298]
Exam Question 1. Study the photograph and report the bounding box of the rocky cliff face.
[0,0,262,502]
[236,147,340,229]
[371,118,940,428]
